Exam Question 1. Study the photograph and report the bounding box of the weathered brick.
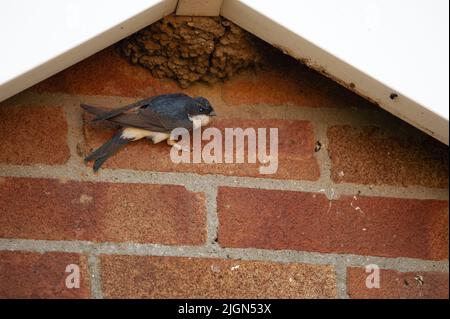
[328,125,449,188]
[0,177,205,245]
[82,117,319,181]
[0,251,90,298]
[0,105,70,165]
[347,267,449,299]
[31,47,178,97]
[218,187,449,260]
[101,255,336,298]
[222,52,373,108]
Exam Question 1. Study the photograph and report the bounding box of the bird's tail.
[85,130,131,172]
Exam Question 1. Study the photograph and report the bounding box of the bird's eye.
[199,107,205,113]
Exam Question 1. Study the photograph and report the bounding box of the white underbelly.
[149,131,170,143]
[121,127,169,143]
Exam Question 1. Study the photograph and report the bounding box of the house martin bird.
[81,93,216,172]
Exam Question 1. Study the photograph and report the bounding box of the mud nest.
[118,15,265,88]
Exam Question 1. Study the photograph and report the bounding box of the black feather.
[92,100,146,122]
[93,157,110,172]
[85,130,131,172]
[143,93,193,120]
[80,98,152,122]
[80,93,197,131]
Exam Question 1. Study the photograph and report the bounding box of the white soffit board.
[221,0,449,145]
[0,0,176,104]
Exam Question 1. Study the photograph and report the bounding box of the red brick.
[31,47,178,97]
[0,251,90,298]
[101,255,336,298]
[218,187,449,260]
[83,117,320,181]
[222,51,374,108]
[328,125,449,188]
[0,177,205,245]
[347,267,449,299]
[0,105,69,165]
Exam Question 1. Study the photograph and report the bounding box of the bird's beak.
[210,111,217,117]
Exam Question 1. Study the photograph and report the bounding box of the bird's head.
[187,96,217,118]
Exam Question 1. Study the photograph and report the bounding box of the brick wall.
[0,46,448,299]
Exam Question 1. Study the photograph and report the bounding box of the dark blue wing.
[102,93,194,131]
